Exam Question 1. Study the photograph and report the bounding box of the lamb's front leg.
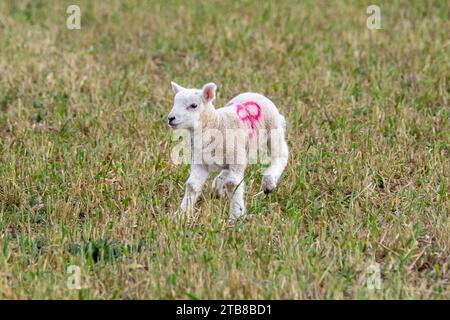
[224,165,246,223]
[178,164,209,215]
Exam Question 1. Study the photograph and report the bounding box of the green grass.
[0,0,449,299]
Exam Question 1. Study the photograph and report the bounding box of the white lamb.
[167,81,289,223]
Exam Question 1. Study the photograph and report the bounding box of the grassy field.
[0,0,449,299]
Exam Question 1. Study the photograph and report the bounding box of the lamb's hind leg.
[262,116,288,194]
[211,169,229,197]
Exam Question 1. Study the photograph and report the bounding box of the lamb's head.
[167,81,217,130]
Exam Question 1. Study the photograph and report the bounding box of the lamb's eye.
[189,103,198,109]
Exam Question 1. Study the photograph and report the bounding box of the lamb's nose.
[168,116,176,124]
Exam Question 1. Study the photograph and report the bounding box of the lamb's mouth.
[168,122,181,129]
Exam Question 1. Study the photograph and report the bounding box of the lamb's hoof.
[227,208,246,227]
[212,188,225,198]
[227,219,237,228]
[170,206,190,219]
[262,175,276,194]
[211,181,226,198]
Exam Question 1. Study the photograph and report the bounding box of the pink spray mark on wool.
[227,101,262,138]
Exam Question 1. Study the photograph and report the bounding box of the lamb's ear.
[171,81,185,95]
[202,82,217,103]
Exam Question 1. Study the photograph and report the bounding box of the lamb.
[167,81,289,223]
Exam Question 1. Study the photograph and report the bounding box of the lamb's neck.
[199,103,222,130]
